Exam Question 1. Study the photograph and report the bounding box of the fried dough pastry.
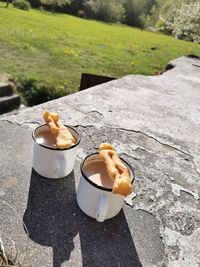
[43,110,76,149]
[99,143,132,196]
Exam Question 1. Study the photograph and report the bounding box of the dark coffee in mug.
[84,160,114,189]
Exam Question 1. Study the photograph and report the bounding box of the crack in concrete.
[88,110,104,116]
[0,119,19,125]
[0,119,41,129]
[179,189,199,200]
[1,119,22,125]
[76,154,83,161]
[0,120,95,130]
[190,159,200,177]
[21,121,41,126]
[121,153,141,161]
[116,127,190,157]
[74,124,95,129]
[192,64,200,68]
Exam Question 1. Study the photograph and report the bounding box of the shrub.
[158,6,177,35]
[155,18,165,29]
[13,0,31,10]
[17,78,68,106]
[77,9,86,18]
[85,0,125,23]
[172,2,200,43]
[162,1,200,42]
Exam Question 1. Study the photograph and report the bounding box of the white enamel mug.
[32,124,80,178]
[77,153,134,222]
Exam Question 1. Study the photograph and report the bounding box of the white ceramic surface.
[32,124,80,178]
[77,153,134,222]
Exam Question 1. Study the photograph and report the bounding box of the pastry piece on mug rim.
[43,110,76,149]
[99,143,132,196]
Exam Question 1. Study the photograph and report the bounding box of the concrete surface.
[0,56,200,267]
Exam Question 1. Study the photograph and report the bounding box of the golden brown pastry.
[43,110,76,149]
[99,143,132,196]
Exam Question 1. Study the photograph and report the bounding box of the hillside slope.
[0,2,199,96]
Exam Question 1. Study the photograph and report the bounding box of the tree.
[6,0,10,8]
[69,0,85,14]
[123,0,148,28]
[84,0,125,23]
[41,0,71,12]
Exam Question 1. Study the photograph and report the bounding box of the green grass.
[0,2,199,94]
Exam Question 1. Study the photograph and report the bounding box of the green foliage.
[159,1,200,42]
[84,0,125,23]
[159,7,178,35]
[40,0,71,12]
[155,18,165,29]
[18,78,68,106]
[69,0,85,14]
[123,0,157,29]
[171,2,200,43]
[123,0,140,27]
[155,0,199,26]
[160,0,175,18]
[13,0,31,10]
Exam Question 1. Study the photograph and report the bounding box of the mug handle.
[96,194,109,222]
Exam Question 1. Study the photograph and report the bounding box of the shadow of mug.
[24,168,142,267]
[78,208,142,267]
[23,169,78,267]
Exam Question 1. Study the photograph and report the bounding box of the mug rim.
[80,152,135,192]
[32,123,81,151]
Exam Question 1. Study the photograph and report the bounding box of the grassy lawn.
[0,2,199,95]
